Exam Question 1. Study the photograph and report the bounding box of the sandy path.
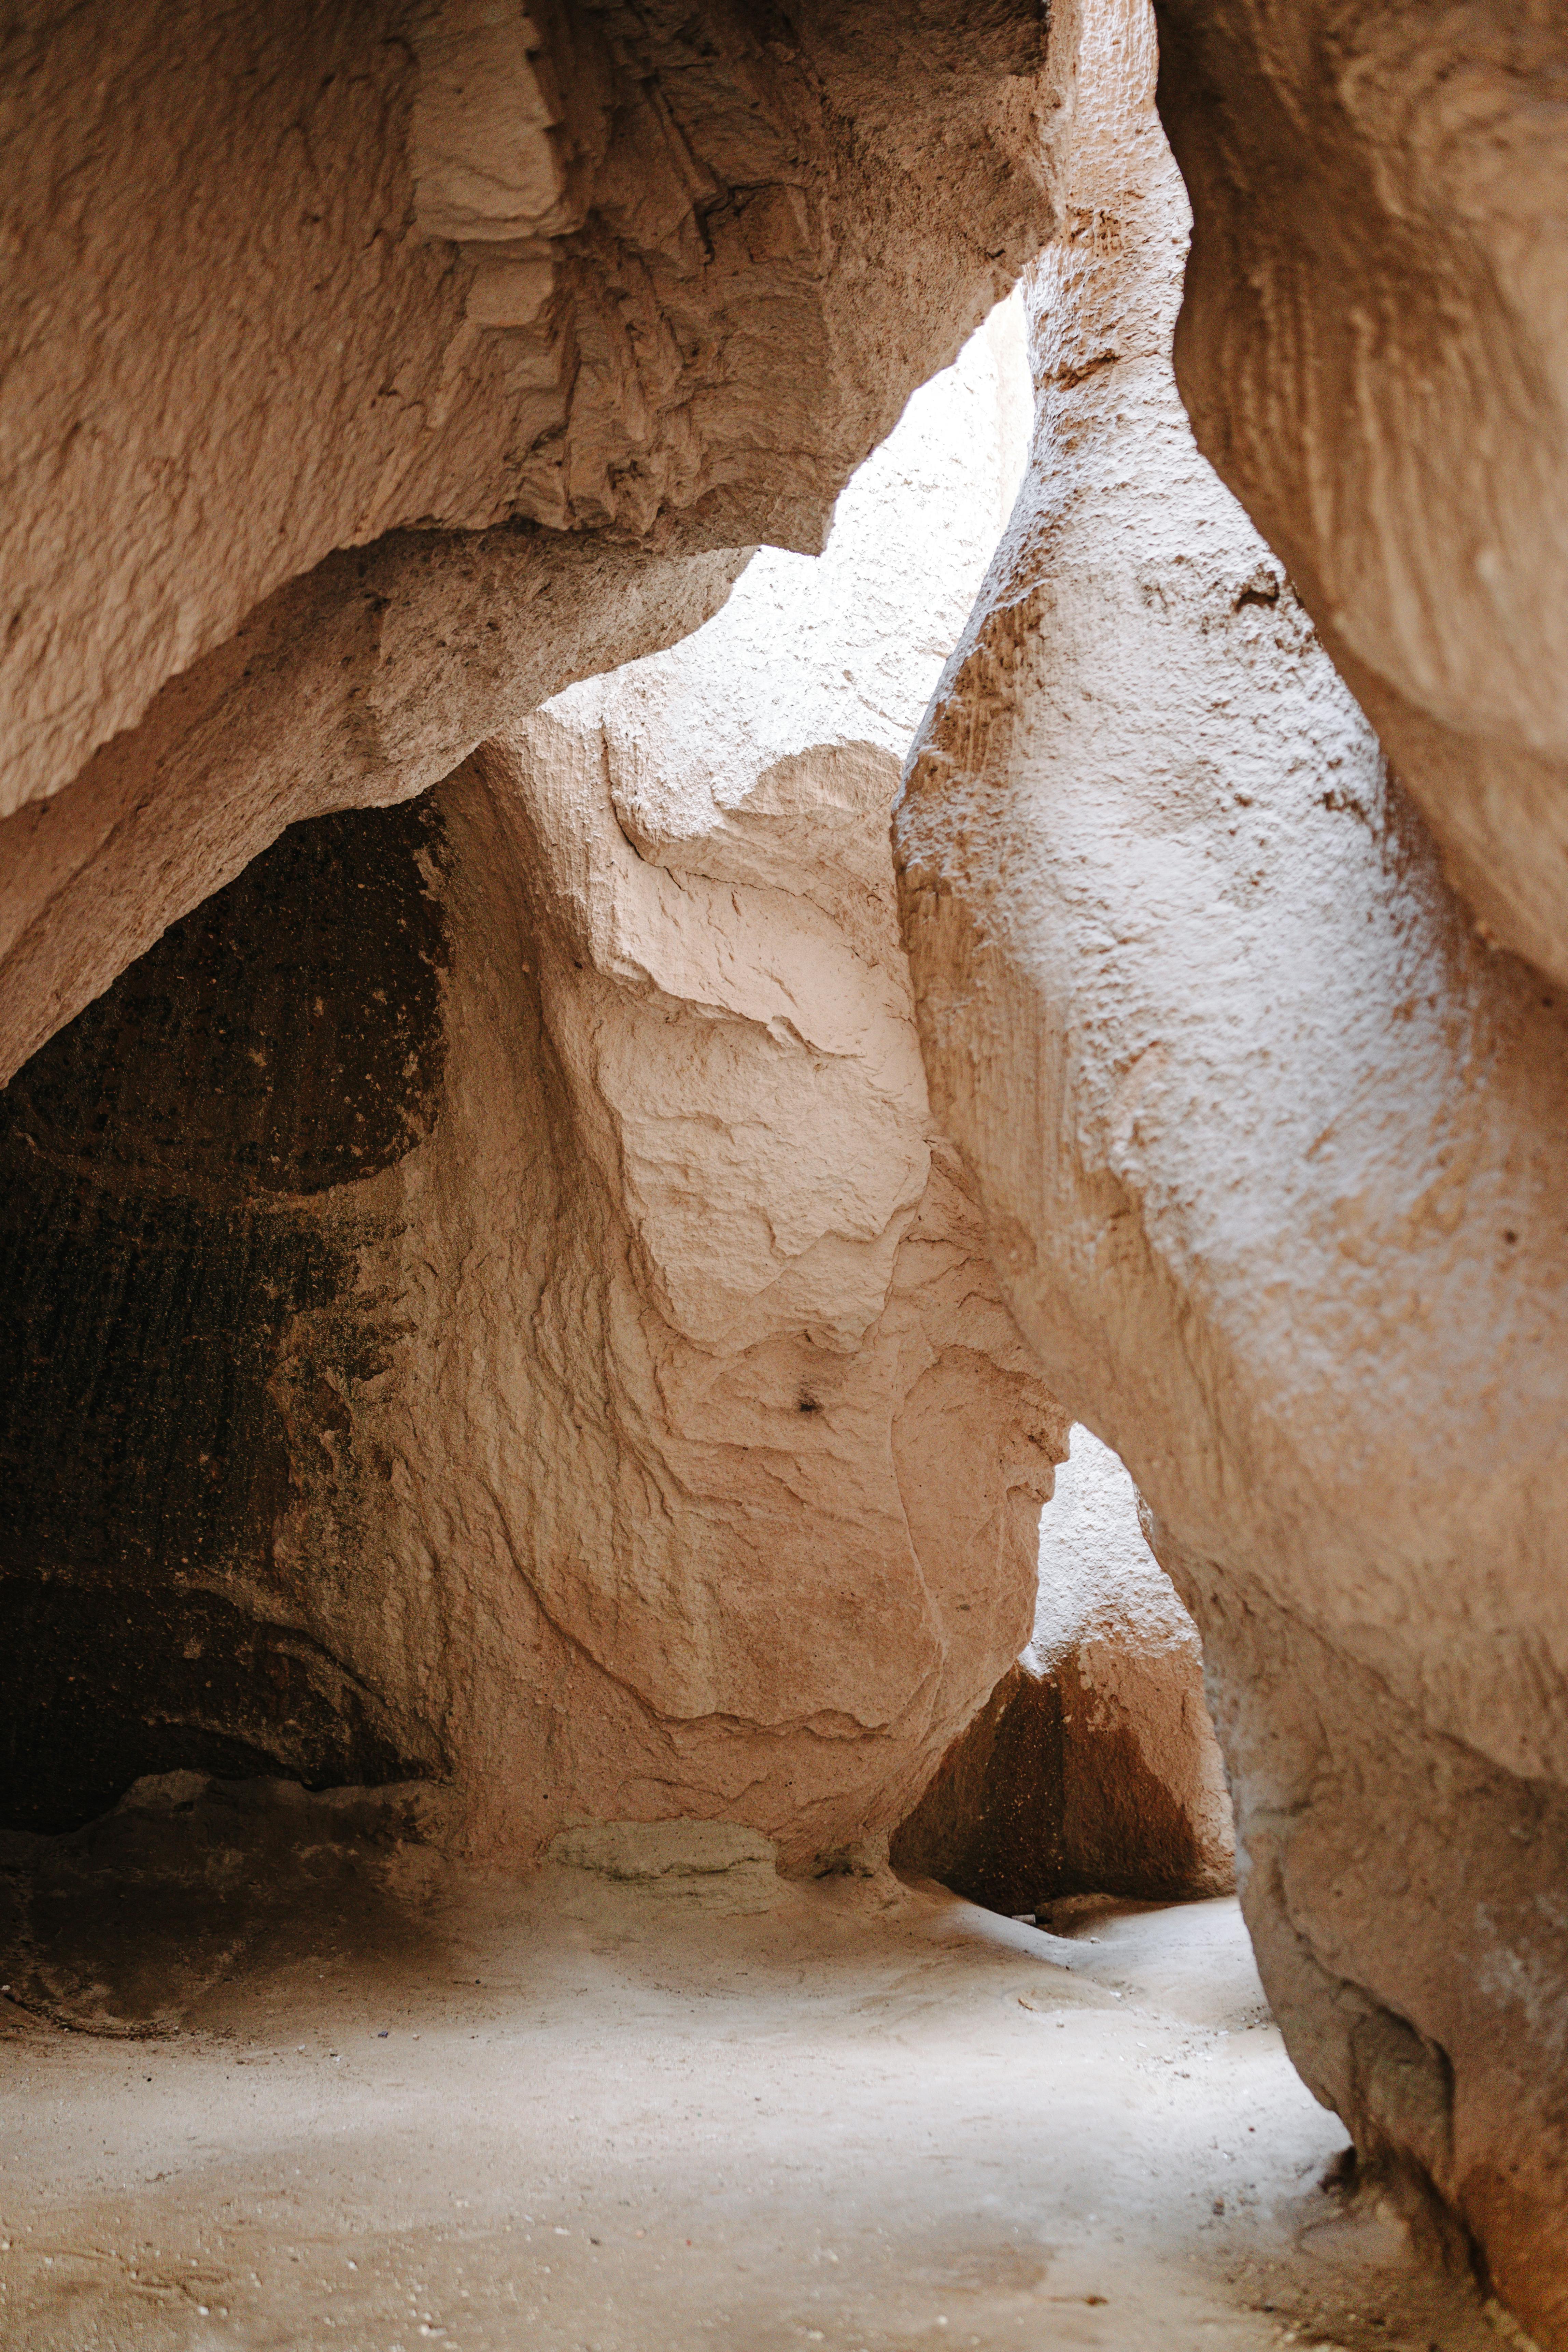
[0,1801,1506,2351]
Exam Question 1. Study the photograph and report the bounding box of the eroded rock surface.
[893,1426,1233,1912]
[1153,0,1568,990]
[0,310,1068,1872]
[895,3,1568,2337]
[0,532,748,1089]
[1032,1429,1232,1898]
[0,0,1055,1086]
[4,0,1055,816]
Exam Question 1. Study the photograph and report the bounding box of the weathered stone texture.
[1030,1428,1232,1898]
[0,0,1057,1109]
[894,1427,1233,1911]
[0,313,1069,1870]
[9,0,1568,2326]
[1153,0,1568,990]
[895,3,1568,2338]
[0,532,749,1090]
[2,0,1053,823]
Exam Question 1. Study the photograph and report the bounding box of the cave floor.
[0,1796,1505,2352]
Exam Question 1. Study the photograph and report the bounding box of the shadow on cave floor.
[0,1782,1502,2352]
[0,1773,453,2039]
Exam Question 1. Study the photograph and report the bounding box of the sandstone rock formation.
[895,2,1568,2338]
[0,533,749,1089]
[0,0,1056,1086]
[9,0,1568,2330]
[0,309,1070,1873]
[1030,1428,1233,1897]
[1153,0,1568,992]
[893,1426,1233,1912]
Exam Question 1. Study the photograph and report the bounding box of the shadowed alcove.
[0,800,450,1829]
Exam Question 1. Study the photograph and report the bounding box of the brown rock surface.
[894,1426,1234,1914]
[0,318,1068,1870]
[1,0,1054,1082]
[1153,0,1568,989]
[896,2,1568,2338]
[1030,1431,1232,1902]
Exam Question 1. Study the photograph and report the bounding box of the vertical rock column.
[895,1,1568,2337]
[1028,1429,1233,1899]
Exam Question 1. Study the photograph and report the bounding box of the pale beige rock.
[896,3,1568,2338]
[0,0,1060,1129]
[891,1422,1234,1911]
[0,532,750,1088]
[547,1818,789,1909]
[411,3,568,248]
[1029,1427,1234,1898]
[371,308,1064,1863]
[0,312,1068,1879]
[0,0,1054,834]
[1153,0,1568,990]
[0,1779,1503,2352]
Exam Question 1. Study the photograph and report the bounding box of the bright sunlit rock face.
[897,1,1568,2332]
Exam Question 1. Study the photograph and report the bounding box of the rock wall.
[893,1425,1233,1912]
[0,533,749,1089]
[0,0,1055,1087]
[895,2,1568,2339]
[9,0,1567,2326]
[1153,0,1568,992]
[1029,1428,1233,1897]
[0,308,1070,1872]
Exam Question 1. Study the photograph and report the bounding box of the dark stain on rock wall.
[892,1654,1220,1912]
[0,799,449,1831]
[892,1663,1067,1912]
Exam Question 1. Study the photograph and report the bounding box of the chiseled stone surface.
[377,300,1067,1866]
[0,307,1069,1874]
[896,2,1568,2337]
[0,532,750,1089]
[1154,0,1568,990]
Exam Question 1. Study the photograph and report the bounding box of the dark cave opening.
[0,798,450,1832]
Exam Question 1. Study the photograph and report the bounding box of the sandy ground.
[0,1781,1515,2351]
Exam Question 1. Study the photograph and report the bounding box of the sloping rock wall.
[0,309,1069,1871]
[1153,0,1568,991]
[895,2,1568,2338]
[0,534,749,1089]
